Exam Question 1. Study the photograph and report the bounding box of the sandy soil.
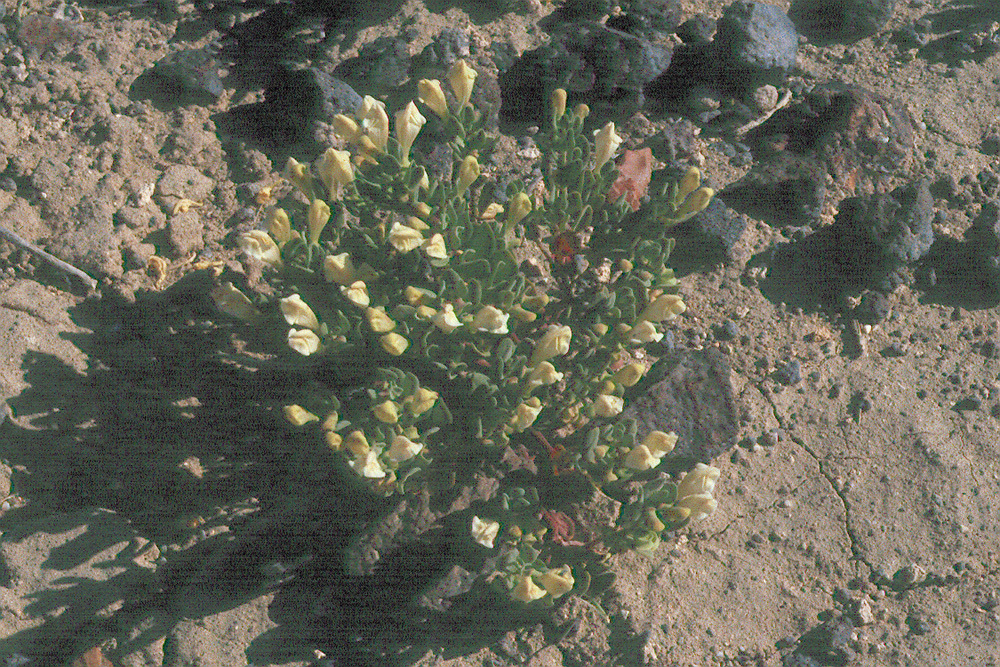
[2,0,1000,665]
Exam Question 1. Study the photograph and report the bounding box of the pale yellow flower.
[268,208,292,244]
[675,187,714,219]
[373,400,399,424]
[611,363,644,387]
[642,431,677,457]
[637,294,686,323]
[676,463,721,498]
[432,303,462,333]
[387,435,423,462]
[550,88,567,119]
[538,565,574,598]
[238,230,282,268]
[592,394,624,418]
[511,574,546,602]
[380,332,409,356]
[343,430,369,456]
[674,166,701,207]
[317,148,353,199]
[593,122,622,171]
[341,281,370,308]
[283,157,315,199]
[471,516,500,549]
[530,325,572,367]
[510,397,543,432]
[388,221,424,253]
[404,387,438,415]
[469,305,509,334]
[210,283,260,322]
[526,361,563,391]
[456,155,480,195]
[324,252,356,285]
[675,492,717,521]
[626,320,663,345]
[418,79,448,118]
[624,444,660,471]
[287,328,321,356]
[365,307,396,333]
[359,95,389,151]
[506,192,532,227]
[423,233,448,260]
[332,114,361,144]
[280,294,320,330]
[350,449,386,478]
[308,199,331,245]
[448,59,477,108]
[284,404,318,426]
[395,101,426,167]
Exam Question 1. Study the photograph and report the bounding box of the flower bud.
[404,387,438,415]
[344,430,369,456]
[325,430,343,451]
[280,294,320,330]
[324,252,356,285]
[538,565,574,598]
[573,103,590,119]
[388,434,423,462]
[448,59,477,108]
[522,294,549,311]
[592,394,624,418]
[373,400,399,424]
[675,492,717,521]
[406,215,429,230]
[283,157,315,199]
[471,516,500,548]
[317,148,353,199]
[284,404,318,426]
[675,186,714,219]
[642,430,677,457]
[637,294,686,323]
[268,208,292,244]
[365,306,396,333]
[611,362,644,387]
[676,463,721,498]
[506,192,532,227]
[210,283,260,322]
[593,122,622,171]
[341,281,370,308]
[359,96,389,151]
[308,199,331,245]
[511,574,546,602]
[624,444,660,471]
[509,305,537,323]
[380,332,409,356]
[469,305,509,334]
[625,320,663,345]
[388,221,424,253]
[662,506,691,523]
[287,328,321,356]
[674,166,701,207]
[332,114,361,144]
[530,325,572,367]
[550,88,567,120]
[526,361,563,391]
[395,101,427,167]
[415,305,436,320]
[238,230,282,268]
[432,303,462,333]
[350,449,386,478]
[510,397,543,432]
[480,202,504,220]
[456,155,480,195]
[645,508,666,533]
[322,412,339,431]
[405,285,433,305]
[418,78,449,118]
[422,233,448,260]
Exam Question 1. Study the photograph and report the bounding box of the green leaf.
[497,337,515,362]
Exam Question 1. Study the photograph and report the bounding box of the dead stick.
[0,225,98,290]
[735,88,794,136]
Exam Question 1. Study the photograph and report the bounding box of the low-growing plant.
[212,61,720,606]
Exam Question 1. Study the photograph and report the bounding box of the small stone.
[953,396,982,412]
[849,598,876,625]
[774,359,802,385]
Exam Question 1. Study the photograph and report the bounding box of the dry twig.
[0,224,98,290]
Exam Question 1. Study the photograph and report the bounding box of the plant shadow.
[0,273,537,666]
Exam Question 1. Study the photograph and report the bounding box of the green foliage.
[214,63,720,606]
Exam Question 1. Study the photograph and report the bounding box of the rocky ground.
[2,0,1000,665]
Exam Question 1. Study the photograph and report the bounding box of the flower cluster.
[212,63,719,606]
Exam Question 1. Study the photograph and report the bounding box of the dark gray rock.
[719,153,827,227]
[670,197,748,269]
[774,359,802,385]
[334,35,411,95]
[150,48,224,100]
[790,0,897,44]
[622,348,740,466]
[676,14,716,43]
[837,178,934,265]
[714,0,798,89]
